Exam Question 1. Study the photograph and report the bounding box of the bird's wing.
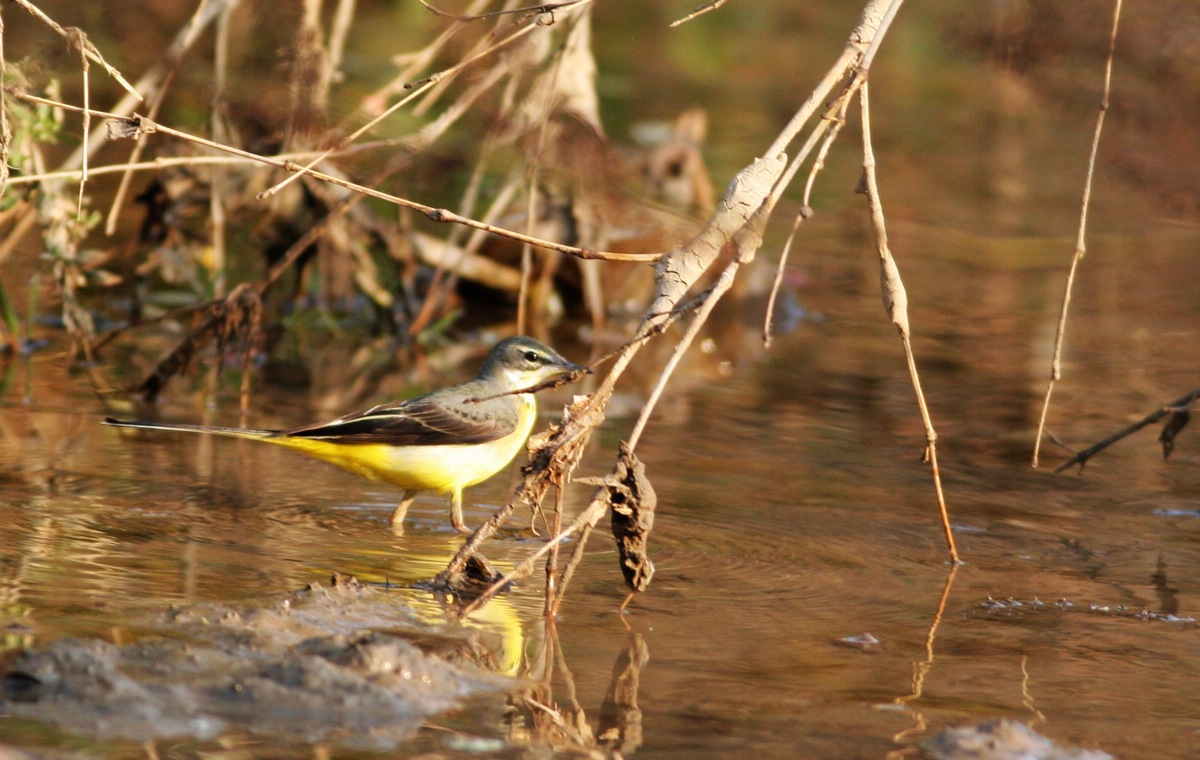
[278,390,518,446]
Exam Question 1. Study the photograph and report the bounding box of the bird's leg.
[450,489,470,534]
[391,490,417,534]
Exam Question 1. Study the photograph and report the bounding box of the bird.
[103,336,586,534]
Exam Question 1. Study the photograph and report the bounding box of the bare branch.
[1032,0,1123,467]
[859,82,959,565]
[669,0,730,28]
[419,0,587,23]
[10,92,660,264]
[10,0,141,100]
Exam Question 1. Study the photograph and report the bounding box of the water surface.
[2,1,1199,757]
[3,222,1199,757]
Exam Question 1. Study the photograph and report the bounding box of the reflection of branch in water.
[507,618,650,756]
[1020,654,1046,727]
[523,620,595,750]
[888,564,959,757]
[1152,554,1180,617]
[546,512,599,619]
[597,623,650,755]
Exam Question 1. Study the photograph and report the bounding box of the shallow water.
[4,1,1200,757]
[3,221,1200,758]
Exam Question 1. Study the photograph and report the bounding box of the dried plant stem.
[669,0,729,28]
[208,2,234,296]
[0,9,8,200]
[761,0,894,161]
[761,211,807,347]
[859,83,958,565]
[8,149,389,186]
[763,93,853,345]
[409,145,515,334]
[10,0,141,100]
[259,195,365,294]
[460,493,608,617]
[546,516,597,618]
[101,70,175,236]
[92,184,367,356]
[419,0,589,23]
[543,480,565,615]
[75,33,89,219]
[627,258,743,452]
[858,0,904,71]
[517,120,550,335]
[11,92,659,264]
[1032,0,1122,468]
[258,6,550,200]
[3,0,230,259]
[62,0,235,172]
[516,236,533,334]
[515,11,577,334]
[443,0,915,610]
[256,71,439,201]
[327,0,356,80]
[356,0,489,115]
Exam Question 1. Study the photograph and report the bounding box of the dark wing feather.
[277,389,517,446]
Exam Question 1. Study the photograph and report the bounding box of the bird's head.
[481,336,587,392]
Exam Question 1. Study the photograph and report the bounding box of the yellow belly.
[265,396,536,496]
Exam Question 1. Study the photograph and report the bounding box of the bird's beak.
[558,359,590,377]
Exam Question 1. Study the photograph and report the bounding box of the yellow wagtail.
[103,336,585,533]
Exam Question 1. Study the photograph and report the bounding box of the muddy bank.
[0,576,513,750]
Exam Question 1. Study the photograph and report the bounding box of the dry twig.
[1032,0,1123,468]
[858,81,958,564]
[8,91,659,265]
[10,0,141,100]
[669,0,730,28]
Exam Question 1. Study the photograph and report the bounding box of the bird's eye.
[523,350,541,363]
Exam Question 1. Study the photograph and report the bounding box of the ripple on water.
[643,496,952,619]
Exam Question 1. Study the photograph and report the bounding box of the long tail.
[102,417,277,440]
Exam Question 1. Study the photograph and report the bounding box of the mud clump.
[0,576,511,749]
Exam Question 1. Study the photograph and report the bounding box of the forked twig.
[1032,0,1123,468]
[10,0,141,100]
[101,68,176,236]
[763,92,853,346]
[460,496,606,617]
